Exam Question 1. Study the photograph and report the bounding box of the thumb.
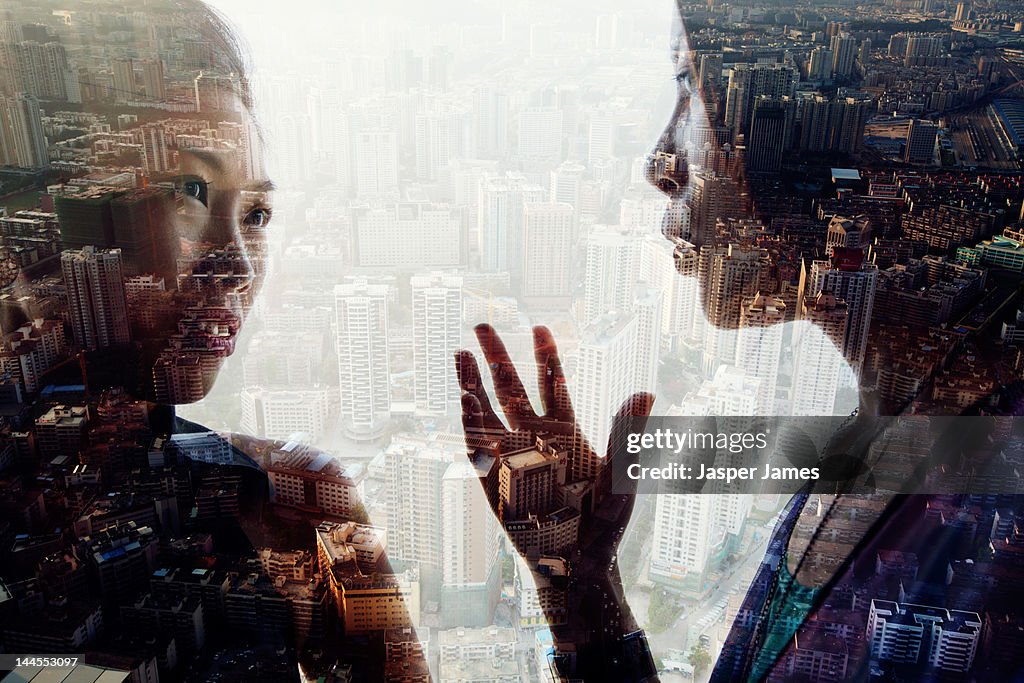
[607,392,655,495]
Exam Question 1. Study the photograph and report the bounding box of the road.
[622,514,777,668]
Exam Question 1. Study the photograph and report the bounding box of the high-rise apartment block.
[335,280,391,438]
[478,172,544,274]
[61,247,131,351]
[792,291,850,416]
[411,273,462,415]
[747,96,795,172]
[736,293,786,415]
[830,33,858,78]
[0,92,47,168]
[904,119,938,164]
[805,253,878,378]
[867,600,981,672]
[522,202,574,304]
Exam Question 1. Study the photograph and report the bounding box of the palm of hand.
[455,324,652,578]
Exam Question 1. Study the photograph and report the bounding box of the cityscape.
[1,0,1024,681]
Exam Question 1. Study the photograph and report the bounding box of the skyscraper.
[61,247,131,351]
[354,127,399,199]
[307,88,350,192]
[385,435,454,569]
[138,125,169,173]
[805,253,878,379]
[640,234,699,349]
[522,202,574,304]
[384,432,500,628]
[517,106,563,168]
[0,92,47,168]
[736,293,786,415]
[587,109,615,164]
[473,86,509,159]
[549,161,585,208]
[335,280,391,438]
[807,47,833,81]
[440,458,501,627]
[1,41,71,100]
[699,243,770,376]
[829,33,858,78]
[111,57,135,102]
[904,119,938,164]
[698,53,724,96]
[415,106,464,181]
[649,365,759,594]
[573,312,638,481]
[904,34,944,66]
[747,96,795,172]
[411,273,462,415]
[798,95,868,155]
[649,492,718,592]
[582,224,640,323]
[632,286,664,395]
[276,113,313,185]
[140,59,165,100]
[193,72,242,113]
[792,291,849,416]
[478,172,544,274]
[687,171,747,245]
[832,97,869,155]
[724,63,797,140]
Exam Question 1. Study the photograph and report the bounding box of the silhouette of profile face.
[648,7,700,243]
[0,0,272,404]
[645,10,765,338]
[646,8,816,342]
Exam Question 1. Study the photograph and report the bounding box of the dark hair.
[178,0,254,110]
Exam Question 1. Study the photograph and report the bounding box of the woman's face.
[650,8,703,245]
[14,91,272,404]
[145,102,273,403]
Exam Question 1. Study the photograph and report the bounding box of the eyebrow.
[181,147,275,193]
[181,147,226,173]
[247,179,276,193]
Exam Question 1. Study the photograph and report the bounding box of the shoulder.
[169,418,276,470]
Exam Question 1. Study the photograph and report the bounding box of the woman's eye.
[180,179,209,206]
[243,207,272,228]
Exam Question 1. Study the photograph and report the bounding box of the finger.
[475,323,534,429]
[454,350,505,431]
[456,358,503,517]
[533,326,569,418]
[608,393,655,495]
[460,392,485,442]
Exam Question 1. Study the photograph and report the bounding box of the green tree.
[349,502,370,524]
[688,644,711,678]
[646,588,684,634]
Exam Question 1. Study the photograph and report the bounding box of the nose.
[646,101,691,203]
[647,124,691,243]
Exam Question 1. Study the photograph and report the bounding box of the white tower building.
[792,291,850,416]
[736,293,786,415]
[335,280,391,438]
[411,273,463,415]
[522,202,574,303]
[478,172,544,274]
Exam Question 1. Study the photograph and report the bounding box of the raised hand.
[455,323,658,682]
